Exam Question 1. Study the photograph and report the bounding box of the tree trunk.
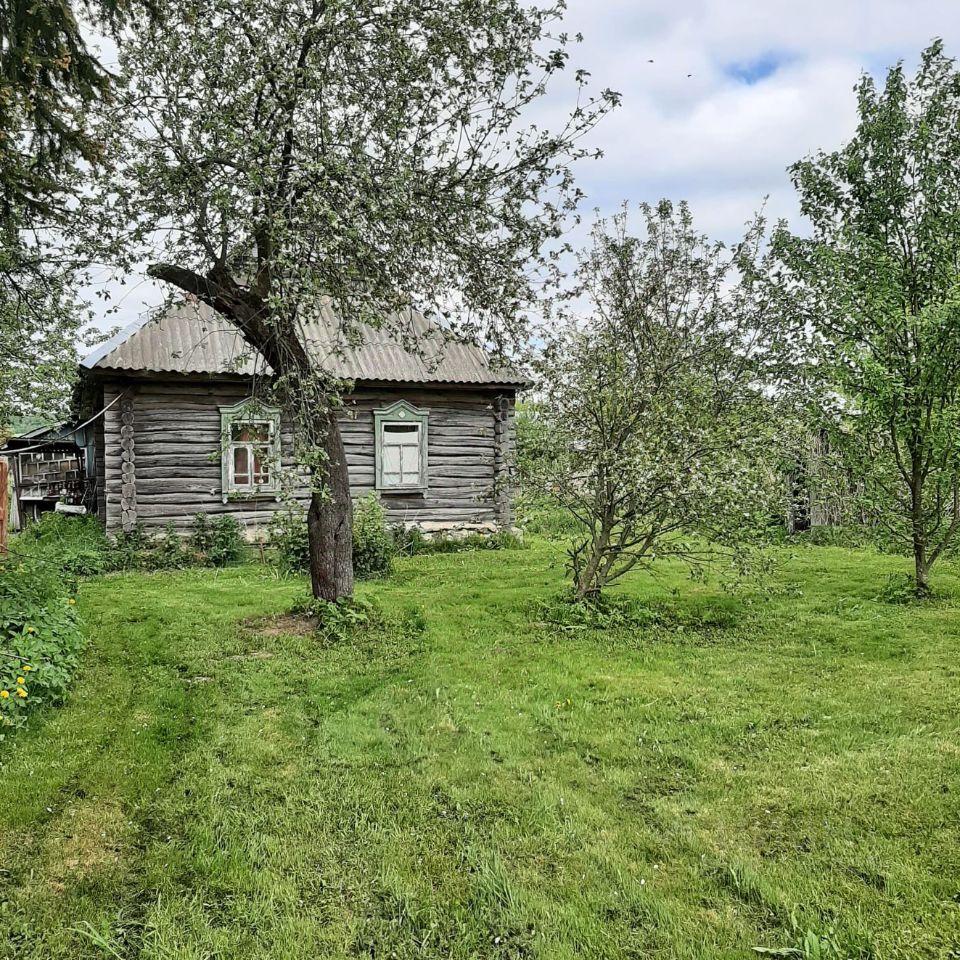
[910,471,931,597]
[914,542,931,597]
[307,407,354,601]
[574,524,611,601]
[142,265,357,599]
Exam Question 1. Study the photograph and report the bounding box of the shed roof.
[82,300,526,387]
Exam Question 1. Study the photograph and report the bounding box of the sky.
[92,0,960,333]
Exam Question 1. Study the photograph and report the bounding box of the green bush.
[267,505,310,573]
[15,513,110,576]
[149,522,191,570]
[0,550,86,735]
[352,493,395,579]
[191,513,245,567]
[291,594,426,649]
[269,495,396,579]
[293,594,382,644]
[108,515,245,571]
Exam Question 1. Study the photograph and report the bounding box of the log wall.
[99,376,516,537]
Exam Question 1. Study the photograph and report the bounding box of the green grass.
[1,541,959,959]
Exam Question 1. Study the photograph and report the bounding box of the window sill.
[222,489,282,504]
[377,486,428,496]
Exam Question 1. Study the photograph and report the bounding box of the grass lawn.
[0,540,958,959]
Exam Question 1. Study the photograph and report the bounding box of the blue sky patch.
[724,53,793,85]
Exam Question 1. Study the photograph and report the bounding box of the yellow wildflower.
[0,691,8,699]
[68,598,76,605]
[23,665,31,672]
[16,677,25,685]
[17,689,27,698]
[26,626,34,634]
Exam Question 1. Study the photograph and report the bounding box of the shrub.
[352,493,395,579]
[104,514,246,571]
[392,524,430,557]
[0,551,86,735]
[208,516,244,566]
[147,522,190,570]
[292,594,426,649]
[269,498,520,576]
[293,595,382,644]
[267,504,310,573]
[189,513,244,566]
[269,495,395,578]
[111,521,155,570]
[190,512,213,554]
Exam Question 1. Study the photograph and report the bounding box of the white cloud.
[87,0,960,330]
[552,0,960,245]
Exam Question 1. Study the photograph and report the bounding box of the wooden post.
[0,457,8,554]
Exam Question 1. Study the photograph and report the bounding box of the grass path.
[0,542,958,958]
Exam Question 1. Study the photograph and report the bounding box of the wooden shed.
[0,423,97,530]
[81,301,524,538]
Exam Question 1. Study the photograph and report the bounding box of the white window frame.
[219,400,282,502]
[374,400,429,494]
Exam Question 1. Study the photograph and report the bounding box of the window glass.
[253,449,270,485]
[223,412,277,494]
[233,446,250,486]
[381,422,422,487]
[375,403,428,492]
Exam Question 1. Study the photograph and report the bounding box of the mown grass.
[0,540,958,959]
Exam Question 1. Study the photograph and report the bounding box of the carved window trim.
[219,399,282,502]
[374,400,429,494]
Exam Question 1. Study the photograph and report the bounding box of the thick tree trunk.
[307,407,354,601]
[143,264,356,599]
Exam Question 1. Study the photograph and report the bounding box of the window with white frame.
[220,401,281,501]
[375,401,428,492]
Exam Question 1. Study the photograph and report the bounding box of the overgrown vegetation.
[14,511,247,574]
[351,494,396,580]
[291,593,427,648]
[0,533,85,735]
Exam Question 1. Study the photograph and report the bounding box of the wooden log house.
[80,300,524,538]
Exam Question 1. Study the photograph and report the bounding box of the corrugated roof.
[82,299,526,387]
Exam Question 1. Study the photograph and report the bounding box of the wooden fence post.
[0,457,8,554]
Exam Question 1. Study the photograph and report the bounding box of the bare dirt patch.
[241,613,319,638]
[45,799,128,882]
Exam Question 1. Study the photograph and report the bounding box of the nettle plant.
[529,201,786,600]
